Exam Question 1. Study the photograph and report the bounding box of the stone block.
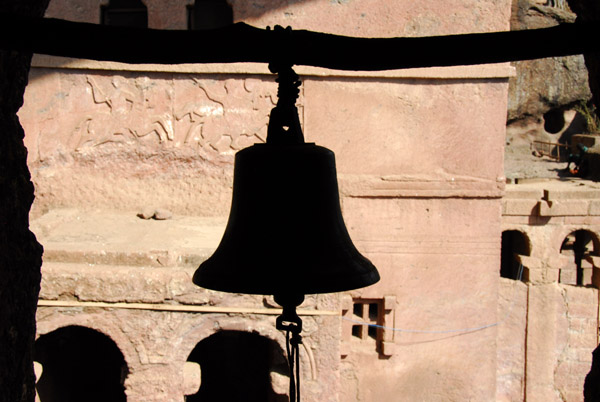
[568,331,597,349]
[381,341,395,357]
[383,295,396,311]
[525,267,559,284]
[568,303,598,319]
[543,187,600,201]
[503,186,544,199]
[516,255,542,269]
[588,200,600,215]
[503,199,540,216]
[566,347,596,363]
[564,285,598,305]
[559,268,577,285]
[547,255,572,269]
[538,200,590,216]
[182,362,201,396]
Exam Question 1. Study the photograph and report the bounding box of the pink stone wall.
[46,0,510,34]
[500,183,600,402]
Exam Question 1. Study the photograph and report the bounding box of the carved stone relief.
[67,74,281,155]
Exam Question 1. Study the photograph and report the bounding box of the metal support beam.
[0,12,598,70]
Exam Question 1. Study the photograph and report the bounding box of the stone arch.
[559,228,600,286]
[34,325,128,402]
[175,316,316,401]
[35,312,139,369]
[500,230,531,280]
[185,330,289,401]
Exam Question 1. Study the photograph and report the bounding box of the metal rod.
[0,12,598,70]
[37,299,339,316]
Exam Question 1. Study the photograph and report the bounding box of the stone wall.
[499,180,600,402]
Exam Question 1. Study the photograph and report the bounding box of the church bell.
[192,63,379,299]
[192,59,378,402]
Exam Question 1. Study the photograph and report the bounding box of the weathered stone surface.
[153,208,173,220]
[508,0,591,121]
[19,72,278,217]
[138,207,154,220]
[496,279,528,402]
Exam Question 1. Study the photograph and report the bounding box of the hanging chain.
[275,294,304,402]
[285,327,303,402]
[266,26,304,145]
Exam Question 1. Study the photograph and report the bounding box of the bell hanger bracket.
[266,26,305,145]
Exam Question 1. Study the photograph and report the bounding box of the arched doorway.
[186,330,288,402]
[34,325,128,402]
[560,230,597,286]
[500,230,530,281]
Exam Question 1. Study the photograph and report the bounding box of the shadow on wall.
[560,229,598,286]
[585,345,600,401]
[186,330,289,402]
[34,325,128,402]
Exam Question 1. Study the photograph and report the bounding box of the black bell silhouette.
[192,64,379,301]
[192,60,378,402]
[192,141,379,296]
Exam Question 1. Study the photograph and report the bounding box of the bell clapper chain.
[275,293,304,402]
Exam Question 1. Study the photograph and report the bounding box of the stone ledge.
[339,174,504,199]
[538,200,590,216]
[31,209,227,267]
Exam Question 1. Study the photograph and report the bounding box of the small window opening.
[186,330,288,402]
[560,230,596,286]
[351,299,382,342]
[188,0,233,30]
[368,303,378,321]
[101,0,148,28]
[34,326,128,402]
[368,326,378,340]
[500,230,530,281]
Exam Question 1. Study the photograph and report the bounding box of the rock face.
[507,0,591,122]
[0,2,49,402]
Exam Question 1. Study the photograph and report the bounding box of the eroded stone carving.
[70,75,278,154]
[175,78,276,153]
[71,76,174,148]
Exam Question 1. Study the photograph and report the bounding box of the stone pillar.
[525,282,562,401]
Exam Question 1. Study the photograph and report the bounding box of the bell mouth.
[193,258,380,296]
[192,141,379,296]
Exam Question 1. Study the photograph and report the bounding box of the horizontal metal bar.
[37,299,340,316]
[0,12,598,70]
